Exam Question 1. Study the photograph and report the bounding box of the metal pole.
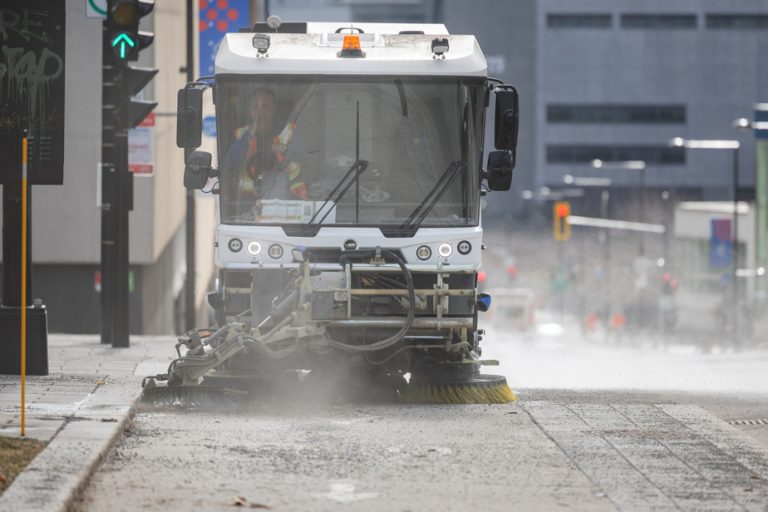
[20,133,28,436]
[732,147,740,344]
[185,0,196,332]
[101,22,115,345]
[661,190,671,264]
[112,128,130,347]
[640,166,646,256]
[601,189,610,329]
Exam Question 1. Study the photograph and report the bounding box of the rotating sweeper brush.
[401,374,516,404]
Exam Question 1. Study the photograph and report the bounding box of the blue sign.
[203,115,217,138]
[710,218,732,268]
[756,106,768,140]
[199,0,250,76]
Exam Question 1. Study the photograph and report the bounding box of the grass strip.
[0,435,46,494]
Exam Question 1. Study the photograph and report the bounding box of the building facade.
[0,0,216,334]
[534,0,768,206]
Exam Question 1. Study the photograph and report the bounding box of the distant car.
[486,287,536,331]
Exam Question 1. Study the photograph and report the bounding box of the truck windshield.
[215,76,485,229]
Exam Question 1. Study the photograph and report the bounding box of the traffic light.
[553,201,571,241]
[107,0,153,62]
[105,0,157,130]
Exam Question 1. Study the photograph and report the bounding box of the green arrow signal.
[111,32,136,60]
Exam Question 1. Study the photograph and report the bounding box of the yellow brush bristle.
[401,382,517,404]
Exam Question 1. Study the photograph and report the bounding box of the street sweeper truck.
[148,19,519,404]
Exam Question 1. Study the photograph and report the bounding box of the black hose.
[326,248,416,353]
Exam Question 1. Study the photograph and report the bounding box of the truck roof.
[305,22,450,35]
[215,23,487,77]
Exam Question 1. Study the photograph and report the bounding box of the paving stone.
[522,401,768,512]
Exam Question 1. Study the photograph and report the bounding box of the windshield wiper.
[310,101,370,225]
[308,159,369,224]
[399,160,466,232]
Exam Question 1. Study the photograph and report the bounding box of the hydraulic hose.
[324,248,416,353]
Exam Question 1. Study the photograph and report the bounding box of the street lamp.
[563,173,614,324]
[733,117,768,312]
[592,159,648,255]
[563,174,613,187]
[670,137,741,341]
[732,118,768,130]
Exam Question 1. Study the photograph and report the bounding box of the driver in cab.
[226,88,308,217]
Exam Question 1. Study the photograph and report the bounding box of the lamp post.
[670,137,741,342]
[563,174,613,329]
[592,159,647,255]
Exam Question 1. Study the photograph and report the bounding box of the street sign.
[756,105,768,140]
[0,1,66,185]
[203,115,217,138]
[129,112,155,175]
[86,0,107,18]
[710,218,732,268]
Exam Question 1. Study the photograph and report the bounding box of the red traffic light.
[555,202,570,218]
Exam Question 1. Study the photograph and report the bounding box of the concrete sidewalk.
[0,335,175,512]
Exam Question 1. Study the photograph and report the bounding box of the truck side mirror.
[176,87,203,149]
[494,87,519,153]
[486,151,513,191]
[184,151,212,189]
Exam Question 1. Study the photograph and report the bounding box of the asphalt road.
[75,401,615,512]
[75,391,768,512]
[75,313,768,511]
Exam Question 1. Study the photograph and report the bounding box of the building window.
[547,14,612,29]
[546,145,686,165]
[547,105,686,124]
[706,14,768,29]
[621,14,697,29]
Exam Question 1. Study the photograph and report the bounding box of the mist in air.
[478,194,768,395]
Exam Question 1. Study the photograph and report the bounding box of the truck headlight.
[247,241,262,256]
[228,238,243,253]
[268,244,283,259]
[438,243,452,258]
[416,245,432,260]
[457,240,472,255]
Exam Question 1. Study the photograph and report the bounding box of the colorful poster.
[129,113,155,175]
[199,0,250,76]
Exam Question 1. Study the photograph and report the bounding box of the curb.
[0,377,143,512]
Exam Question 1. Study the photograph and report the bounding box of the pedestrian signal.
[553,201,571,241]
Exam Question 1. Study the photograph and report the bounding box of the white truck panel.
[215,225,484,269]
[216,33,487,77]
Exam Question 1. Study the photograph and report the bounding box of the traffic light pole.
[101,26,117,345]
[113,128,131,347]
[102,48,135,349]
[101,0,156,347]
